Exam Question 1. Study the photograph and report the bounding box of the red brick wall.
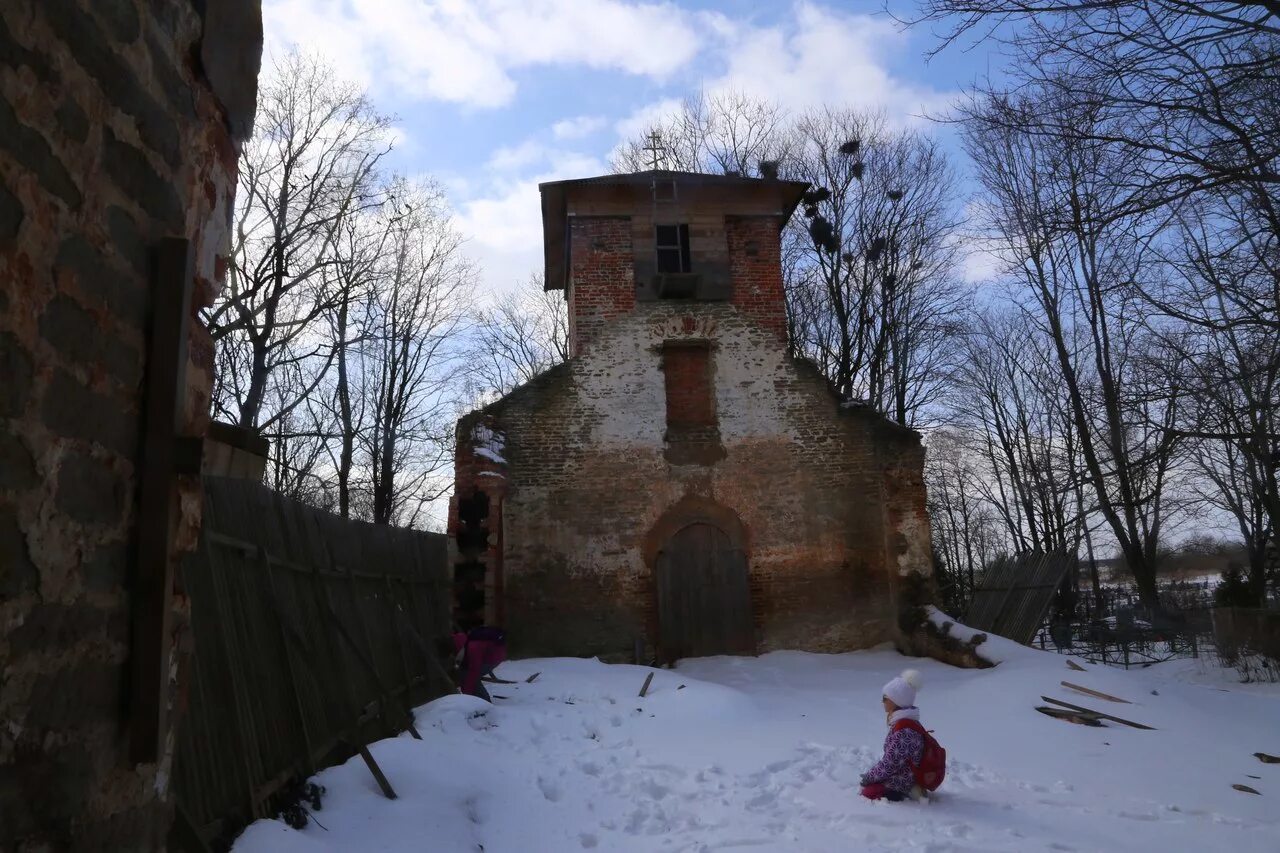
[662,343,714,428]
[727,216,788,345]
[449,303,932,662]
[568,216,634,356]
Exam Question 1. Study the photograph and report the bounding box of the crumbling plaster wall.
[456,295,930,660]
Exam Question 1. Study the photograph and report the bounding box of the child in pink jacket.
[860,669,925,801]
[452,625,508,702]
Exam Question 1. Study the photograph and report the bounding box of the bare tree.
[207,50,392,430]
[610,89,793,175]
[951,311,1084,554]
[912,1,1280,295]
[926,428,1009,610]
[470,274,569,403]
[363,179,474,526]
[312,188,400,517]
[787,108,966,426]
[1155,195,1280,600]
[961,87,1184,612]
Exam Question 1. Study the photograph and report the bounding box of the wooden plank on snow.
[1041,696,1155,730]
[1036,706,1104,727]
[1061,681,1132,704]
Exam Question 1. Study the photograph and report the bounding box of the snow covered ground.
[235,638,1280,852]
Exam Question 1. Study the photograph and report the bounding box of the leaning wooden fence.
[171,477,453,850]
[963,550,1075,645]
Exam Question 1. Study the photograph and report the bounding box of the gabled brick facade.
[449,171,932,661]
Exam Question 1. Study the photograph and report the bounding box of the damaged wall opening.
[662,341,715,429]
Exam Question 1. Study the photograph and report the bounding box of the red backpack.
[891,719,947,792]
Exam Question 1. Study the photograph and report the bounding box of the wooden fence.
[1211,606,1280,682]
[170,477,453,851]
[963,551,1075,645]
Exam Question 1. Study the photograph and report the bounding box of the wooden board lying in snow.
[1062,681,1132,704]
[1042,696,1155,730]
[1036,706,1105,727]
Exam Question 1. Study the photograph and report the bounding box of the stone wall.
[455,302,930,661]
[0,1,260,848]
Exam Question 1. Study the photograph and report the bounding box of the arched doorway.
[655,522,753,661]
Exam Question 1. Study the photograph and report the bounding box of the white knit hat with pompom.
[882,669,922,708]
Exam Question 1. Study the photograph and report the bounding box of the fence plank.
[173,477,450,847]
[262,549,316,773]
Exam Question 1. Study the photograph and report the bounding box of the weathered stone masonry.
[0,2,260,848]
[452,171,932,662]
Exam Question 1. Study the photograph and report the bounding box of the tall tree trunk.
[335,292,353,518]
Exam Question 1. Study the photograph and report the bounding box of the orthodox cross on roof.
[642,130,665,170]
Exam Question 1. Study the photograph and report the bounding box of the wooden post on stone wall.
[130,237,197,764]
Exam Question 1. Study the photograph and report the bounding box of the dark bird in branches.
[866,236,887,263]
[759,160,780,179]
[809,215,838,254]
[887,189,904,201]
[803,186,831,205]
[851,162,865,180]
[839,139,860,155]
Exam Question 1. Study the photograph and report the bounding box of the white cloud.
[703,3,957,121]
[454,152,608,297]
[613,97,685,140]
[487,140,553,172]
[597,4,960,166]
[263,0,704,109]
[552,115,609,140]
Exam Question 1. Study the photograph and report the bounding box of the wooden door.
[655,522,753,661]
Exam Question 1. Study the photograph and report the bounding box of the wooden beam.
[130,237,194,764]
[639,673,655,697]
[1061,681,1132,704]
[1041,696,1155,730]
[1036,706,1104,727]
[357,744,397,800]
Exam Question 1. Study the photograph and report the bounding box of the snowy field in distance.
[234,639,1280,852]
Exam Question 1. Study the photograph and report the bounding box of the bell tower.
[538,170,808,356]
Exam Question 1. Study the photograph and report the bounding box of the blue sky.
[262,0,1005,299]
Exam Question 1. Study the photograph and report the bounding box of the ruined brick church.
[450,170,932,662]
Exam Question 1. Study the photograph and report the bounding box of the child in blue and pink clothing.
[860,669,925,802]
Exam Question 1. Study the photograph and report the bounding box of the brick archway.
[644,496,753,662]
[642,494,749,570]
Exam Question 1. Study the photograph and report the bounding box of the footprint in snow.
[642,779,669,801]
[537,775,562,803]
